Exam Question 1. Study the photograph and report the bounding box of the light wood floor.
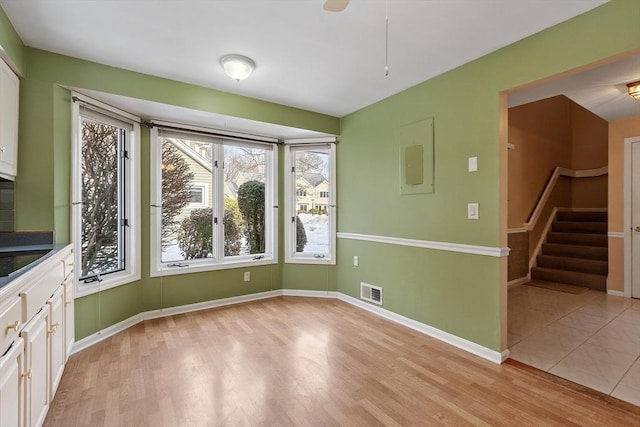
[46,297,640,426]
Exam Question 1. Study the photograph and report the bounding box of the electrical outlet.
[467,203,479,220]
[243,271,250,281]
[353,256,359,266]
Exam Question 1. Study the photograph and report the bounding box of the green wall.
[5,44,339,340]
[0,6,24,74]
[336,0,640,351]
[1,1,639,349]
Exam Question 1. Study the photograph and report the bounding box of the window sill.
[75,270,141,298]
[151,257,278,277]
[284,256,335,265]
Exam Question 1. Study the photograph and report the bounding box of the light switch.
[467,203,479,220]
[353,256,359,266]
[468,156,478,172]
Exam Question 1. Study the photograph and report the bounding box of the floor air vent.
[360,282,383,305]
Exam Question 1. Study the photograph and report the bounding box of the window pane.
[190,187,203,204]
[161,138,213,262]
[80,119,124,278]
[224,145,266,256]
[294,148,330,254]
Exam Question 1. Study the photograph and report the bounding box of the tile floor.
[508,284,640,406]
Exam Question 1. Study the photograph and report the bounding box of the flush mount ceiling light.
[627,80,640,100]
[220,54,256,82]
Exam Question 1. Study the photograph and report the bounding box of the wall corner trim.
[337,232,508,257]
[71,288,506,365]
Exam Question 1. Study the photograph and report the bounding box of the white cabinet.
[21,308,49,427]
[0,58,19,179]
[0,245,73,427]
[47,286,64,401]
[63,274,74,361]
[0,337,25,427]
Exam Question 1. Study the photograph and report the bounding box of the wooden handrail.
[523,166,608,231]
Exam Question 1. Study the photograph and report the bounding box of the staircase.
[531,210,608,291]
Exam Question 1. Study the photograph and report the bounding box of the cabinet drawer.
[0,296,21,355]
[20,265,64,324]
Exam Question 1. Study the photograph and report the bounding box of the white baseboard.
[507,277,529,289]
[72,288,507,365]
[282,289,338,298]
[72,290,282,354]
[606,290,625,297]
[72,312,145,355]
[336,293,508,364]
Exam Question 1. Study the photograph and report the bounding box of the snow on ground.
[298,213,329,253]
[160,213,330,260]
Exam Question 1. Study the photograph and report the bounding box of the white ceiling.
[1,0,611,120]
[509,53,640,121]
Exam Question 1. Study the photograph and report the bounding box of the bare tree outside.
[161,140,194,247]
[80,120,121,278]
[295,151,327,176]
[223,147,263,182]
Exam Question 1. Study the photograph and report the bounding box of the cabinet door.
[47,286,64,401]
[0,59,19,178]
[0,337,25,427]
[21,309,49,427]
[63,278,74,362]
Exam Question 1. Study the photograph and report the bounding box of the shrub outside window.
[150,126,277,276]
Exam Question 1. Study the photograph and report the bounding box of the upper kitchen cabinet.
[0,58,19,180]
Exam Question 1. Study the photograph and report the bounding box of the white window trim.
[71,92,141,298]
[188,182,209,208]
[284,141,336,265]
[149,126,278,278]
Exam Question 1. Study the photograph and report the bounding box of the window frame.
[149,124,278,277]
[188,182,209,208]
[71,92,141,298]
[284,139,336,265]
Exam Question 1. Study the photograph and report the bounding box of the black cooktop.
[0,250,51,277]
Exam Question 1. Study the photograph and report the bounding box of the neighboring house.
[165,138,214,231]
[163,138,257,244]
[296,173,329,213]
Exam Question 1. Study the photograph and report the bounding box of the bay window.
[150,124,277,276]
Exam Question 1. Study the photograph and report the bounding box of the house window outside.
[284,142,336,264]
[189,185,205,205]
[150,126,277,276]
[72,94,140,297]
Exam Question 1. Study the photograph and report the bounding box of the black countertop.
[0,230,65,291]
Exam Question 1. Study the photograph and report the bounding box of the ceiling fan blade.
[323,0,350,12]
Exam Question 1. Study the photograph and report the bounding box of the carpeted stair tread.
[530,267,606,291]
[546,232,607,247]
[536,254,608,275]
[541,243,608,260]
[551,221,607,234]
[555,210,607,222]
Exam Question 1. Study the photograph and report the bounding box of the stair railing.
[523,166,608,270]
[524,166,608,231]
